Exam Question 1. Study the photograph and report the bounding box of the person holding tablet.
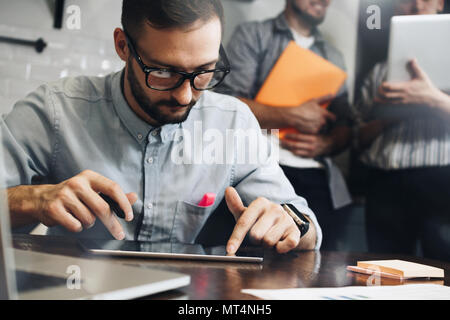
[354,0,450,261]
[1,0,321,255]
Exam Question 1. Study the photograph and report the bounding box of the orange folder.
[255,41,347,139]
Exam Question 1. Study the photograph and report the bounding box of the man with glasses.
[216,0,353,250]
[1,0,321,254]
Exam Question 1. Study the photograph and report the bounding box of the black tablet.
[79,239,264,263]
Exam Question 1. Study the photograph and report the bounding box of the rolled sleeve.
[0,84,55,188]
[354,62,388,123]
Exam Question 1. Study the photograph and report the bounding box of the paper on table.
[242,284,450,300]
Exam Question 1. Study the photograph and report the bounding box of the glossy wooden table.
[13,234,450,300]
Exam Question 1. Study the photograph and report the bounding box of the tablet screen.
[78,239,264,263]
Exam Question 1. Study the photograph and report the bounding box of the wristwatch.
[281,203,310,238]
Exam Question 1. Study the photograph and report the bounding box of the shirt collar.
[111,69,181,145]
[273,12,325,44]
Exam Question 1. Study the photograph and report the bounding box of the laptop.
[387,14,450,91]
[0,139,190,300]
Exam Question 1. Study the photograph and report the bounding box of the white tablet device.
[387,14,450,91]
[79,239,264,263]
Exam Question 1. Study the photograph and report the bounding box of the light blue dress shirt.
[0,70,322,249]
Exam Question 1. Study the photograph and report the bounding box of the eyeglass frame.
[124,30,231,91]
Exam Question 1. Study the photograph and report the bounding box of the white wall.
[0,0,125,115]
[0,0,122,38]
[320,0,360,102]
[222,0,286,45]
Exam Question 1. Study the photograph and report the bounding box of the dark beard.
[127,59,196,126]
[290,0,326,27]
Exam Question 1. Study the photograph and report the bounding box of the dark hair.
[122,0,224,39]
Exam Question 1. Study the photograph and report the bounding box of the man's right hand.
[9,170,138,240]
[281,94,337,134]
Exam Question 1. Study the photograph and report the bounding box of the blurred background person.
[354,0,450,261]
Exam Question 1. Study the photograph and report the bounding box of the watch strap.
[281,203,310,238]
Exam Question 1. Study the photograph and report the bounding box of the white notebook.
[242,284,450,300]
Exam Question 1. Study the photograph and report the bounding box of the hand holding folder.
[278,94,337,137]
[255,41,347,137]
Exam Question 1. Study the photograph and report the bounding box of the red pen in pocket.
[197,193,216,207]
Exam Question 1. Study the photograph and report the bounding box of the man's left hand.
[225,187,302,255]
[280,132,332,158]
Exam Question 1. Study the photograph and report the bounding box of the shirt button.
[147,203,153,209]
[147,157,154,164]
[137,133,143,140]
[151,130,158,137]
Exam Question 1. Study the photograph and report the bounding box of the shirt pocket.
[170,200,214,244]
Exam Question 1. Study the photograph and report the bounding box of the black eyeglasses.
[124,31,231,91]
